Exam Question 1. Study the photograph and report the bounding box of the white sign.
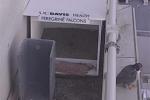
[24,0,107,24]
[38,11,90,24]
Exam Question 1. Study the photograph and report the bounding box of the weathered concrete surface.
[0,0,27,99]
[116,5,138,100]
[55,77,102,100]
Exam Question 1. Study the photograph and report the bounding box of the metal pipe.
[105,0,118,99]
[137,71,142,100]
[106,34,117,100]
[132,7,142,100]
[108,0,117,25]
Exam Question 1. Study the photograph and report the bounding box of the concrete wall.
[0,0,27,99]
[137,36,150,74]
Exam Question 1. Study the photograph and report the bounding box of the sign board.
[38,11,91,24]
[24,0,107,24]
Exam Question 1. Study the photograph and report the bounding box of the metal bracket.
[105,41,120,54]
[105,24,120,54]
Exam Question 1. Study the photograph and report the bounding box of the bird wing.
[117,65,136,84]
[117,68,129,84]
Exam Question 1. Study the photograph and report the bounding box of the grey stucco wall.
[0,0,27,99]
[137,36,150,74]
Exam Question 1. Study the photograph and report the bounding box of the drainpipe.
[105,0,118,99]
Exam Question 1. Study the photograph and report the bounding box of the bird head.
[133,63,142,71]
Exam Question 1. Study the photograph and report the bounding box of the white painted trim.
[102,52,108,100]
[133,8,142,100]
[132,8,139,63]
[56,58,97,65]
[56,70,98,76]
[137,30,150,33]
[143,74,150,77]
[96,23,102,75]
